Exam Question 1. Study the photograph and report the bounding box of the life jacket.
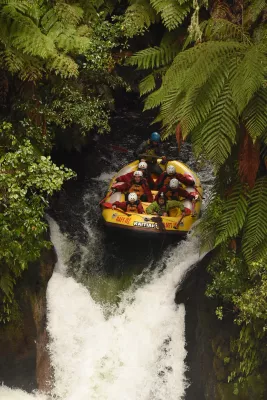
[129,181,145,198]
[157,203,167,216]
[165,189,180,200]
[162,173,173,187]
[126,201,139,213]
[144,140,159,163]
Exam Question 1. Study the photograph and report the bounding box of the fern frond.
[0,0,32,14]
[128,44,178,69]
[143,85,164,110]
[139,73,156,96]
[230,44,266,113]
[18,61,43,81]
[202,18,250,43]
[200,85,238,168]
[0,271,15,299]
[243,0,266,27]
[242,176,267,262]
[179,65,227,136]
[41,8,60,32]
[215,183,248,246]
[54,3,84,27]
[11,30,55,58]
[150,0,191,30]
[0,48,24,73]
[242,87,267,141]
[55,30,90,53]
[46,54,79,78]
[124,0,157,37]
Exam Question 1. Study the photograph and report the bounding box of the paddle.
[102,202,131,217]
[173,212,186,229]
[99,190,113,205]
[193,186,204,199]
[102,202,160,222]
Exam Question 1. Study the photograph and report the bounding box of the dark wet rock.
[175,252,235,400]
[0,246,56,392]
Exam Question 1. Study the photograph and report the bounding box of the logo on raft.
[133,221,158,229]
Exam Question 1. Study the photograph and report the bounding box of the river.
[0,112,213,399]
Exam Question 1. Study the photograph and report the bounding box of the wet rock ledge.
[176,252,234,400]
[0,246,56,392]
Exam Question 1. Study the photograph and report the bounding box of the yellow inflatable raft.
[101,159,203,235]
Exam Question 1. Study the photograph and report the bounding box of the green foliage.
[124,0,157,37]
[0,1,127,322]
[127,0,267,392]
[242,177,267,262]
[215,184,248,246]
[0,122,75,322]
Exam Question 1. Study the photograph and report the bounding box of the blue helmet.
[150,132,161,142]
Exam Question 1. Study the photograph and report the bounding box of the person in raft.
[135,132,167,176]
[112,192,144,214]
[146,193,185,217]
[114,161,154,189]
[156,164,195,190]
[155,178,196,202]
[112,170,153,202]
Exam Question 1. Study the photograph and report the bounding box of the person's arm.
[176,173,195,186]
[177,187,195,200]
[137,202,145,214]
[156,144,167,164]
[155,172,165,189]
[143,184,153,202]
[146,202,158,214]
[115,172,133,183]
[112,182,129,193]
[167,200,185,212]
[112,201,127,210]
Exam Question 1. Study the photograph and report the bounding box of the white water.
[0,217,202,400]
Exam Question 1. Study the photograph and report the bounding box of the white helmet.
[167,165,176,175]
[169,178,179,189]
[134,170,143,177]
[138,161,147,170]
[128,192,138,202]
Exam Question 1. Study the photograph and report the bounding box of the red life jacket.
[126,201,139,213]
[129,182,145,199]
[163,174,173,187]
[165,189,180,200]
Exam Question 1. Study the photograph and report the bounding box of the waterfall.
[0,217,202,400]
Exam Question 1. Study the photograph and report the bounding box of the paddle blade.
[102,202,113,208]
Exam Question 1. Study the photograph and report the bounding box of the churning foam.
[0,218,202,400]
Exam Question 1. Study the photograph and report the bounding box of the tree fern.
[54,2,84,26]
[150,0,191,30]
[46,53,79,78]
[139,73,156,95]
[230,44,266,114]
[215,183,248,246]
[124,0,157,37]
[143,85,164,110]
[243,88,267,141]
[201,18,250,43]
[198,85,238,168]
[128,44,178,69]
[243,0,266,26]
[242,177,267,262]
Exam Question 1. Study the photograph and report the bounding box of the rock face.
[175,252,232,400]
[0,246,56,392]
